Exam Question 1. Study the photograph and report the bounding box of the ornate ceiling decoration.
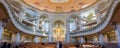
[23,0,98,13]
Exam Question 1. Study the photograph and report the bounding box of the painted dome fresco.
[22,0,98,13]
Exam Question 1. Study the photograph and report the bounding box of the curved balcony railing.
[0,0,118,37]
[0,0,47,36]
[70,0,119,37]
[68,0,113,33]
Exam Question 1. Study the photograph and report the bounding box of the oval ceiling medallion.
[50,0,70,3]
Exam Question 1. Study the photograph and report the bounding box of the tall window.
[53,20,65,42]
[42,20,49,32]
[80,9,96,29]
[23,8,38,21]
[69,19,76,32]
[69,15,79,32]
[39,15,49,33]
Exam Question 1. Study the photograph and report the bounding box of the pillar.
[66,33,70,43]
[0,21,3,42]
[99,33,104,44]
[66,20,70,43]
[103,34,108,43]
[11,33,16,42]
[95,10,102,24]
[15,32,21,44]
[35,15,40,34]
[114,24,120,48]
[48,20,52,42]
[42,37,47,42]
[34,36,39,43]
[18,10,24,22]
[94,36,99,43]
[80,37,85,44]
[79,16,84,30]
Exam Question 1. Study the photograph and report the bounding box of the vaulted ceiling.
[22,0,98,12]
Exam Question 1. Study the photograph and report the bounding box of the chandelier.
[50,0,69,3]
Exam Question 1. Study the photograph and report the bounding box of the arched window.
[53,20,65,42]
[69,15,79,32]
[80,9,97,29]
[69,18,76,32]
[22,8,38,24]
[39,14,49,33]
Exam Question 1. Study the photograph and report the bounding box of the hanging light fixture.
[50,0,69,3]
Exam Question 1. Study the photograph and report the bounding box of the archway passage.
[53,20,65,42]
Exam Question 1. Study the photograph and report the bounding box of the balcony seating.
[72,26,80,32]
[20,42,57,48]
[104,43,118,48]
[64,44,75,48]
[0,42,119,48]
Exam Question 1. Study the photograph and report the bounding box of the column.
[99,33,104,44]
[80,37,85,44]
[48,20,52,42]
[66,20,70,43]
[79,16,84,30]
[15,32,21,44]
[114,24,120,48]
[94,36,99,43]
[42,37,47,42]
[34,36,39,43]
[66,33,70,43]
[103,34,108,43]
[21,36,25,42]
[0,21,3,42]
[95,10,102,24]
[11,33,16,42]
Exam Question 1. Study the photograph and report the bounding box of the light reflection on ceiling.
[22,0,98,13]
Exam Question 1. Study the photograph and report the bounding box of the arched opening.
[53,20,65,42]
[69,14,80,32]
[39,14,50,33]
